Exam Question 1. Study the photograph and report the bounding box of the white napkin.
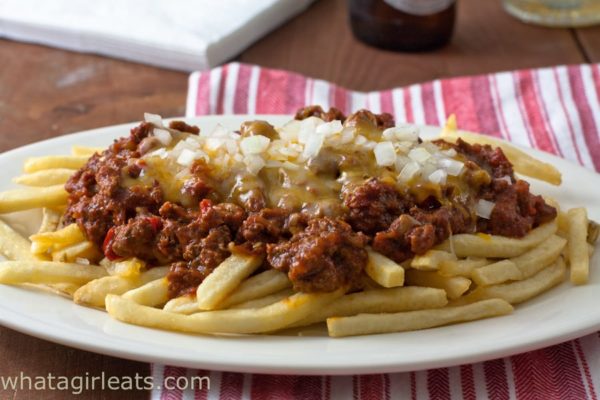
[0,0,314,71]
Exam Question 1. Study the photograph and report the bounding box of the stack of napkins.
[0,0,314,71]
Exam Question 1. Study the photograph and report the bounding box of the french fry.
[436,220,557,258]
[510,235,566,279]
[30,223,85,254]
[0,261,107,285]
[74,266,168,307]
[13,169,75,187]
[440,115,561,185]
[326,299,513,337]
[37,208,62,234]
[166,268,290,314]
[568,208,589,285]
[0,185,68,214]
[106,258,146,278]
[71,145,104,157]
[122,278,169,307]
[471,260,522,286]
[23,155,89,173]
[106,290,344,334]
[291,286,448,328]
[405,270,471,300]
[0,218,37,261]
[457,258,566,305]
[196,254,263,310]
[411,250,456,271]
[218,269,291,309]
[51,241,102,263]
[438,258,489,277]
[365,250,405,288]
[163,295,197,315]
[230,288,295,310]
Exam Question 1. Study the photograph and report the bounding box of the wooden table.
[0,0,599,398]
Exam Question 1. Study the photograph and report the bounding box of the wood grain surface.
[0,0,598,398]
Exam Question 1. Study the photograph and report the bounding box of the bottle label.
[383,0,454,16]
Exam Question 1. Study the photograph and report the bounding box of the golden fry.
[24,155,88,173]
[365,250,405,287]
[326,299,513,337]
[568,208,589,285]
[13,169,75,187]
[0,185,68,214]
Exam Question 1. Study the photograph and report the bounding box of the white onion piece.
[209,125,229,138]
[399,161,421,182]
[395,155,410,172]
[205,137,224,152]
[302,131,325,159]
[147,148,168,159]
[428,169,447,185]
[355,135,367,145]
[408,147,431,163]
[282,161,300,170]
[298,117,323,144]
[374,141,396,166]
[383,125,419,142]
[442,148,457,157]
[476,199,496,219]
[75,257,90,265]
[438,158,464,176]
[340,127,355,144]
[144,112,164,128]
[153,128,172,146]
[244,155,266,175]
[316,120,343,136]
[279,120,301,142]
[240,135,270,155]
[177,149,198,166]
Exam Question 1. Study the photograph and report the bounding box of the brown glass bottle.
[348,0,456,52]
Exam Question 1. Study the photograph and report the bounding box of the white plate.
[0,115,598,375]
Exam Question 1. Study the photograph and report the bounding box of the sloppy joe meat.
[64,107,557,298]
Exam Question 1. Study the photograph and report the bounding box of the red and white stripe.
[154,62,600,400]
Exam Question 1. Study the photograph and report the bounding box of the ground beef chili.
[64,108,557,299]
[267,218,368,292]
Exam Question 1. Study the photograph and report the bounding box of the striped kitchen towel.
[152,62,600,399]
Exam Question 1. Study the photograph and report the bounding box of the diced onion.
[243,155,266,175]
[438,158,464,176]
[298,117,323,144]
[302,131,325,159]
[428,169,447,185]
[282,161,300,170]
[177,149,198,166]
[355,135,367,145]
[382,125,419,142]
[75,257,90,265]
[279,120,301,142]
[374,141,396,167]
[205,137,224,152]
[240,135,271,155]
[476,199,496,219]
[144,112,164,128]
[399,161,421,182]
[408,147,431,163]
[147,148,168,159]
[153,128,172,146]
[395,155,410,172]
[316,120,343,136]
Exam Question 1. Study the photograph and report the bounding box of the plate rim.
[0,115,598,375]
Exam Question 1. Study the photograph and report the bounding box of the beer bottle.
[348,0,457,52]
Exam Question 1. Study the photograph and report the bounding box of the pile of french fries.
[0,129,595,338]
